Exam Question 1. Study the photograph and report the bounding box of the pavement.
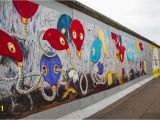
[86,77,160,119]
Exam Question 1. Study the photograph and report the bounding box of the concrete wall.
[0,0,159,119]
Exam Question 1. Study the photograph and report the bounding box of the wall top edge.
[58,0,160,48]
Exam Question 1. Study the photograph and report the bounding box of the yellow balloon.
[98,29,107,58]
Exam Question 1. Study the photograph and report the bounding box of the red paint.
[111,32,120,49]
[119,45,126,62]
[70,20,85,51]
[43,28,69,51]
[139,42,144,51]
[0,29,23,63]
[12,0,39,18]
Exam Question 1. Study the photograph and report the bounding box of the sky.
[77,0,160,45]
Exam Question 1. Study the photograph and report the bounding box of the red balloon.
[13,0,39,18]
[43,28,70,53]
[111,32,120,49]
[70,19,85,51]
[119,45,126,62]
[0,29,23,64]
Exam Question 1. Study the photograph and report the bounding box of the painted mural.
[151,45,160,77]
[0,1,149,119]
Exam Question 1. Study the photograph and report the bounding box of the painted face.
[12,0,39,19]
[126,42,138,63]
[97,61,104,75]
[70,19,85,58]
[90,39,102,63]
[40,51,62,86]
[0,29,23,66]
[43,28,70,55]
[57,14,72,43]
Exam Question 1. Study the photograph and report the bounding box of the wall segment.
[0,0,159,119]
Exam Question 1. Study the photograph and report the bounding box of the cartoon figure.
[70,19,85,59]
[97,61,104,75]
[39,28,81,100]
[126,42,138,63]
[90,38,102,63]
[0,29,23,66]
[57,14,72,43]
[90,37,108,87]
[40,51,62,91]
[12,0,39,36]
[57,16,88,97]
[0,29,52,107]
[126,42,139,80]
[119,45,126,63]
[43,28,71,55]
[0,29,43,114]
[111,32,120,49]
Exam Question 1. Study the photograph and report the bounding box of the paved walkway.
[87,77,160,119]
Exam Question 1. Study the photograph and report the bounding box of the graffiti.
[152,47,160,77]
[57,14,72,43]
[0,0,156,119]
[70,19,85,59]
[12,0,39,37]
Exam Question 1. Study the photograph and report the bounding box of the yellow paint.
[151,45,160,78]
[135,41,140,57]
[62,87,77,100]
[0,105,4,111]
[21,17,28,25]
[107,72,113,86]
[76,49,82,59]
[144,60,147,73]
[98,29,107,58]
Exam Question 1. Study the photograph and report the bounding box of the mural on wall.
[0,1,149,119]
[151,46,160,77]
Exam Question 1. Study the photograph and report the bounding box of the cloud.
[77,0,160,45]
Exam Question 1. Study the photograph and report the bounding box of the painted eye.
[42,65,48,75]
[61,28,66,34]
[72,31,77,39]
[54,64,59,74]
[92,48,95,55]
[80,33,83,40]
[8,42,16,53]
[60,37,65,46]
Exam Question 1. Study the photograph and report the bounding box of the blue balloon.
[40,51,62,86]
[90,38,102,63]
[57,14,72,43]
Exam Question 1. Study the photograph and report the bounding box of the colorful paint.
[0,1,158,119]
[151,45,160,77]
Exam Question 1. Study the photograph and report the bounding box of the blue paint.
[126,42,138,63]
[57,14,72,42]
[106,30,111,40]
[118,35,122,45]
[90,38,102,63]
[40,51,62,86]
[97,61,104,75]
